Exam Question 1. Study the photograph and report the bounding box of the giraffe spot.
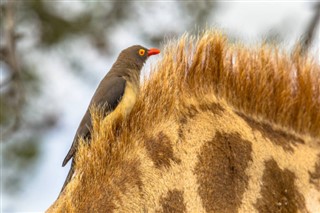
[179,117,187,125]
[185,104,198,119]
[114,159,144,194]
[255,159,307,213]
[236,112,304,152]
[182,102,225,123]
[157,189,186,213]
[198,102,225,116]
[194,131,252,213]
[309,154,320,191]
[178,126,184,140]
[145,132,181,169]
[178,117,188,140]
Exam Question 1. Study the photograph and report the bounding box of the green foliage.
[24,1,92,46]
[3,137,40,193]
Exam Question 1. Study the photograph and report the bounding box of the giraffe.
[47,30,320,213]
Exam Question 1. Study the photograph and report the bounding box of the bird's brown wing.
[62,76,126,167]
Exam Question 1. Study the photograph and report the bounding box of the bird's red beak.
[147,48,160,56]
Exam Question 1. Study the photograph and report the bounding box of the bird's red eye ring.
[139,49,145,56]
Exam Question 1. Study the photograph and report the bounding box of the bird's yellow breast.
[106,81,138,121]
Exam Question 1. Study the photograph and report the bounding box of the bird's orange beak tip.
[147,48,160,56]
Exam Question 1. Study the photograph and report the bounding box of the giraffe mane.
[142,30,319,139]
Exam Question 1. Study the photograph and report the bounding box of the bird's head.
[118,45,160,69]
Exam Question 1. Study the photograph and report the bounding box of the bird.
[60,45,160,193]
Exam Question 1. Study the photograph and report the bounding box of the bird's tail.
[59,160,75,195]
[62,148,74,167]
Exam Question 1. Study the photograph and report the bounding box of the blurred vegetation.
[0,0,319,196]
[3,137,39,193]
[1,0,219,194]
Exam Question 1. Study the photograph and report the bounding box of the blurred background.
[1,1,319,212]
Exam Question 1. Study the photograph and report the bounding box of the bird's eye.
[138,49,145,56]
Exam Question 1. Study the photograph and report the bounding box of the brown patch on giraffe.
[236,112,304,152]
[178,117,187,140]
[198,102,225,116]
[309,154,320,191]
[178,126,184,140]
[114,159,144,193]
[179,117,188,125]
[157,189,186,213]
[145,132,181,169]
[185,104,198,119]
[183,102,224,121]
[194,131,252,213]
[255,159,307,213]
